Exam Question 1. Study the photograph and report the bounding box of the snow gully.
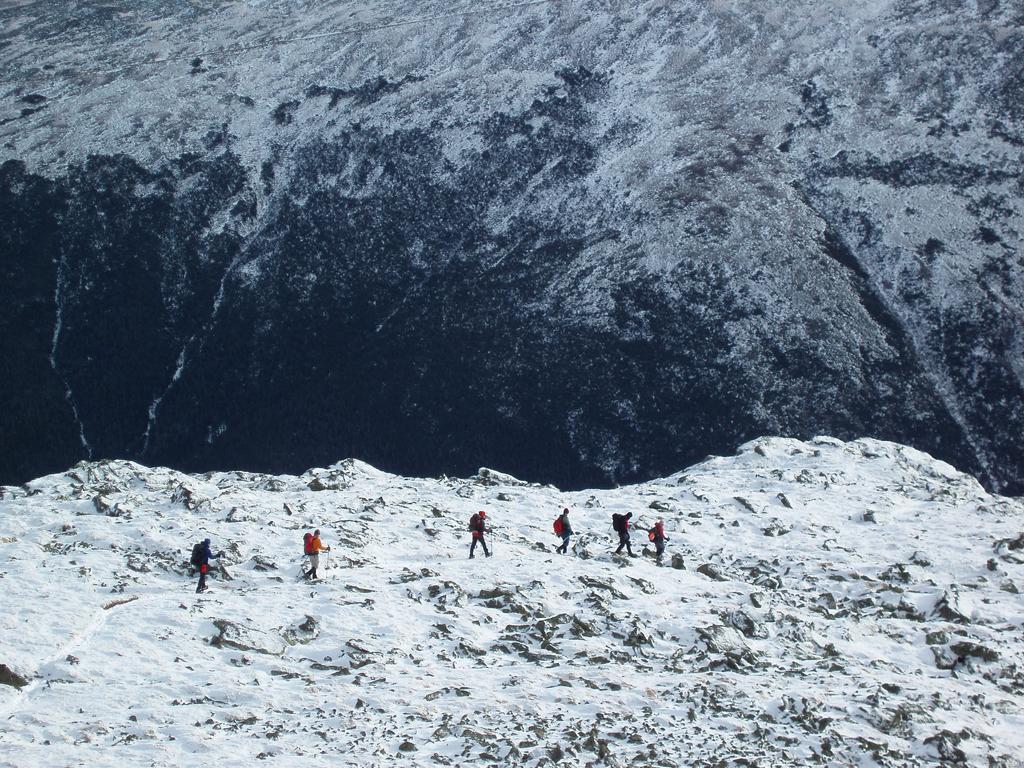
[49,253,93,459]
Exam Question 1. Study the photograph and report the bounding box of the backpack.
[469,513,480,532]
[553,518,564,536]
[303,532,313,555]
[612,513,626,533]
[190,542,204,566]
[649,530,656,542]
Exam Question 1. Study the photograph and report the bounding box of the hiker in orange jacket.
[305,528,331,580]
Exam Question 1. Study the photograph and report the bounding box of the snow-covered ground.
[1,436,1022,766]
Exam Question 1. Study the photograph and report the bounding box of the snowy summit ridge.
[1,436,1023,766]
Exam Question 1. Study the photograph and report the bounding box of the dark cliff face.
[0,1,1021,492]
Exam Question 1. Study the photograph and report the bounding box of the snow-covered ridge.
[1,436,1023,766]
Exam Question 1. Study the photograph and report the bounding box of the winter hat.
[479,511,487,518]
[563,507,569,514]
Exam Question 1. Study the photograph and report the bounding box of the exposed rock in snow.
[1,436,1022,765]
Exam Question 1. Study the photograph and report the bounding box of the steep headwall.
[1,0,1021,491]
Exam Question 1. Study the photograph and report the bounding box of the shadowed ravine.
[1,0,1021,492]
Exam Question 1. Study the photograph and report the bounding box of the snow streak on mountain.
[0,0,1022,492]
[1,437,1023,765]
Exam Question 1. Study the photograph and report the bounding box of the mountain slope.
[0,0,1022,492]
[1,437,1023,766]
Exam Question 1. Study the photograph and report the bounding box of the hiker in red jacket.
[469,511,490,559]
[646,519,670,564]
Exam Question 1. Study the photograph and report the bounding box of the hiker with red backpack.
[612,511,635,557]
[302,529,331,580]
[553,507,573,554]
[468,511,491,559]
[646,519,670,564]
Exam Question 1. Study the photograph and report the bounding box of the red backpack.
[553,518,564,536]
[303,532,313,555]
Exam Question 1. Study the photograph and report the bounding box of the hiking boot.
[469,554,475,559]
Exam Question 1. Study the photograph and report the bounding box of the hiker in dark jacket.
[193,538,224,593]
[469,511,490,559]
[612,512,635,556]
[646,519,670,564]
[555,508,573,554]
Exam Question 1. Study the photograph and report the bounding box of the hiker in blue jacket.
[191,538,224,593]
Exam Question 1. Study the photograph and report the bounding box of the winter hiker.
[612,512,635,556]
[305,529,331,580]
[190,538,224,593]
[554,507,573,554]
[646,519,670,564]
[469,510,491,559]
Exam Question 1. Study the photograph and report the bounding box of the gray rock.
[624,625,654,648]
[697,563,728,582]
[994,533,1024,553]
[932,591,971,624]
[909,551,932,567]
[950,641,998,663]
[225,507,259,523]
[880,563,912,584]
[734,497,760,514]
[578,575,629,599]
[471,468,528,487]
[923,729,970,764]
[727,610,767,639]
[694,625,762,670]
[932,646,960,670]
[251,555,277,571]
[0,663,29,689]
[283,615,320,645]
[762,519,792,537]
[209,619,285,655]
